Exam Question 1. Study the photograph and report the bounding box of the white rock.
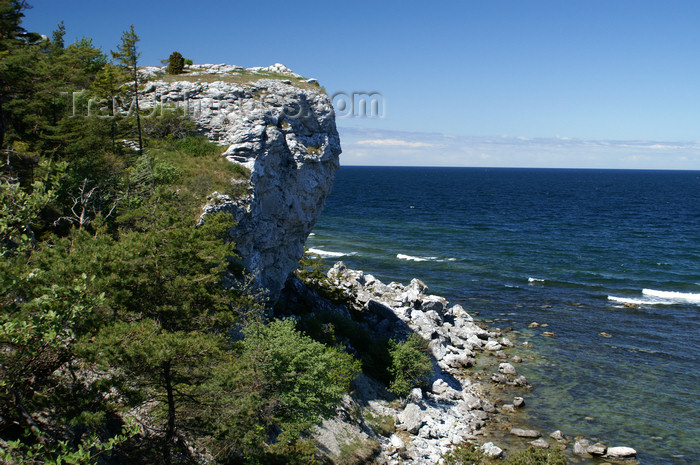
[550,430,566,441]
[397,403,424,434]
[431,379,450,395]
[500,337,514,347]
[530,438,550,449]
[484,340,502,351]
[182,70,341,302]
[510,428,541,438]
[498,362,518,375]
[389,434,405,449]
[480,442,503,458]
[606,446,637,458]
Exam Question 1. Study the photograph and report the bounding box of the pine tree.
[111,25,143,155]
[166,51,184,75]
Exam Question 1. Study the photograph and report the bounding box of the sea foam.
[307,248,353,258]
[608,289,700,306]
[397,253,433,262]
[642,289,700,304]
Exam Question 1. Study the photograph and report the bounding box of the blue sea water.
[307,167,700,464]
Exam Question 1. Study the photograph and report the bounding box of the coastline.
[304,261,639,464]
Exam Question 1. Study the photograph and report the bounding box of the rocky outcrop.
[314,262,514,464]
[140,64,341,301]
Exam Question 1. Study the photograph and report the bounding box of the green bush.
[504,447,567,465]
[364,411,395,437]
[388,333,433,396]
[335,437,381,465]
[166,51,184,74]
[443,443,486,465]
[142,107,197,139]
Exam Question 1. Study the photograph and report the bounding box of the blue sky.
[23,0,700,169]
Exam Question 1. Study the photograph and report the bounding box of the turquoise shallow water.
[307,167,700,464]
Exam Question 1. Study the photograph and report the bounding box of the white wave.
[446,257,458,262]
[308,232,316,237]
[642,289,700,304]
[528,277,545,284]
[608,289,700,306]
[608,296,655,306]
[397,253,438,262]
[307,248,351,258]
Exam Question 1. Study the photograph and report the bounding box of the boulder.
[397,403,424,434]
[422,295,448,314]
[587,442,607,456]
[484,340,502,351]
[431,379,450,395]
[510,428,541,438]
[498,363,518,376]
[480,442,503,458]
[605,446,637,459]
[550,430,566,442]
[574,439,592,456]
[530,438,550,449]
[513,397,525,408]
[389,434,405,450]
[444,353,474,369]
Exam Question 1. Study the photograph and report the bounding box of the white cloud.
[355,139,438,148]
[337,126,700,170]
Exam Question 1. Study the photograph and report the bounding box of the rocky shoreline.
[299,261,639,464]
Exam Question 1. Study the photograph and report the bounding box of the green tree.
[0,161,55,254]
[388,333,433,396]
[50,20,65,52]
[91,62,129,151]
[111,25,143,155]
[209,317,360,463]
[166,51,184,75]
[83,319,223,465]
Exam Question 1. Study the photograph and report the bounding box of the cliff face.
[141,64,341,301]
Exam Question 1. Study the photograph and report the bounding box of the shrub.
[504,447,567,465]
[142,107,197,139]
[166,51,184,74]
[364,411,395,437]
[335,436,380,465]
[443,443,486,465]
[388,333,433,396]
[169,134,223,157]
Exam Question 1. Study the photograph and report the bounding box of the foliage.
[0,168,55,254]
[363,411,395,437]
[296,250,353,307]
[442,443,486,465]
[387,333,433,396]
[335,436,380,465]
[503,447,567,465]
[297,310,392,385]
[111,24,143,154]
[142,106,198,139]
[442,444,568,465]
[0,5,363,465]
[207,317,360,463]
[167,51,185,74]
[0,421,140,465]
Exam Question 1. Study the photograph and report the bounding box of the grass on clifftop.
[146,136,250,218]
[156,68,326,93]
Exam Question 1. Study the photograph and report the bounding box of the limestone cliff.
[140,64,341,301]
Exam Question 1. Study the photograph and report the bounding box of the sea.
[306,166,700,465]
